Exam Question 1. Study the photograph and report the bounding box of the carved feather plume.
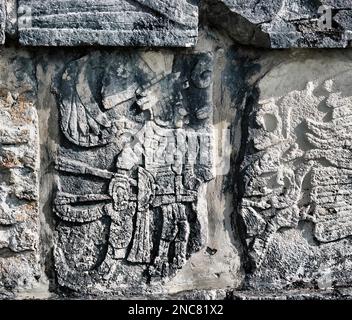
[57,56,113,148]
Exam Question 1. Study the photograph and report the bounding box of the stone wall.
[1,0,352,299]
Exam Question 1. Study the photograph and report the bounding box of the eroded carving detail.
[53,52,214,293]
[238,80,352,272]
[239,98,312,269]
[306,87,352,244]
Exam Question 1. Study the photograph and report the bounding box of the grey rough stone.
[207,0,352,48]
[0,0,5,44]
[5,0,18,39]
[236,50,352,291]
[52,50,216,295]
[3,7,352,300]
[18,0,199,47]
[229,289,352,300]
[0,48,40,295]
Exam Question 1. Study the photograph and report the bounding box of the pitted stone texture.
[53,50,215,295]
[18,0,199,47]
[237,50,352,290]
[0,48,40,294]
[5,0,18,39]
[0,0,5,44]
[207,0,352,48]
[229,289,351,300]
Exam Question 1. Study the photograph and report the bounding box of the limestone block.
[0,48,40,295]
[237,51,352,290]
[207,0,352,48]
[52,50,216,295]
[18,0,199,47]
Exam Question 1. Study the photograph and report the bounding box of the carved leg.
[127,209,151,263]
[249,221,277,269]
[153,240,170,278]
[150,204,178,278]
[104,203,136,260]
[250,206,301,269]
[173,204,189,269]
[109,221,130,260]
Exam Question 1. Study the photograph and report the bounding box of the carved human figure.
[239,100,310,269]
[110,73,205,278]
[53,52,214,290]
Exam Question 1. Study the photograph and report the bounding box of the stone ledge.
[206,0,352,48]
[17,0,199,47]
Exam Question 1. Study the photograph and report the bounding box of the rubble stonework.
[207,0,352,48]
[0,48,40,297]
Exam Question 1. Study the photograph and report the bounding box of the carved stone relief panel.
[0,48,40,296]
[53,51,214,295]
[238,52,352,290]
[18,0,199,47]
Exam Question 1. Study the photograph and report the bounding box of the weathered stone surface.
[52,50,216,295]
[5,0,19,39]
[229,288,352,300]
[0,0,5,44]
[18,0,199,47]
[0,48,40,295]
[207,0,352,48]
[3,4,352,301]
[237,50,352,290]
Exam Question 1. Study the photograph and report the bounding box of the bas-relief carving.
[239,77,352,283]
[306,87,352,243]
[53,51,214,294]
